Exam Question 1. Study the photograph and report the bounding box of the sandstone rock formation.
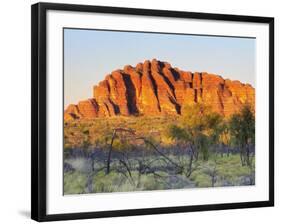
[64,59,255,121]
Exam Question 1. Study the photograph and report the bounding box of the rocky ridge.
[64,59,255,121]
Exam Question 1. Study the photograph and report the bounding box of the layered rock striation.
[64,59,255,121]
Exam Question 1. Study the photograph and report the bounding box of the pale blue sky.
[64,28,255,107]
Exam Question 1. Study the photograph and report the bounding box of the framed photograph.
[31,2,274,222]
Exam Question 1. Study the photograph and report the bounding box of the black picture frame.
[31,2,274,222]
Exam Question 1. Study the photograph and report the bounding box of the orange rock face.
[64,59,255,120]
[64,99,99,121]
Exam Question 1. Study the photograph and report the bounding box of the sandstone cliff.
[64,59,255,121]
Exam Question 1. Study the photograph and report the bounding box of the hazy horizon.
[64,28,256,107]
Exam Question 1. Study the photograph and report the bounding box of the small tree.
[229,104,255,166]
[168,125,194,176]
[180,103,224,161]
[219,124,231,157]
[204,112,225,157]
[168,103,224,176]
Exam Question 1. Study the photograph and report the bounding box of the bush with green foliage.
[228,104,255,166]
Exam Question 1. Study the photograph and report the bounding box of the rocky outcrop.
[64,59,255,121]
